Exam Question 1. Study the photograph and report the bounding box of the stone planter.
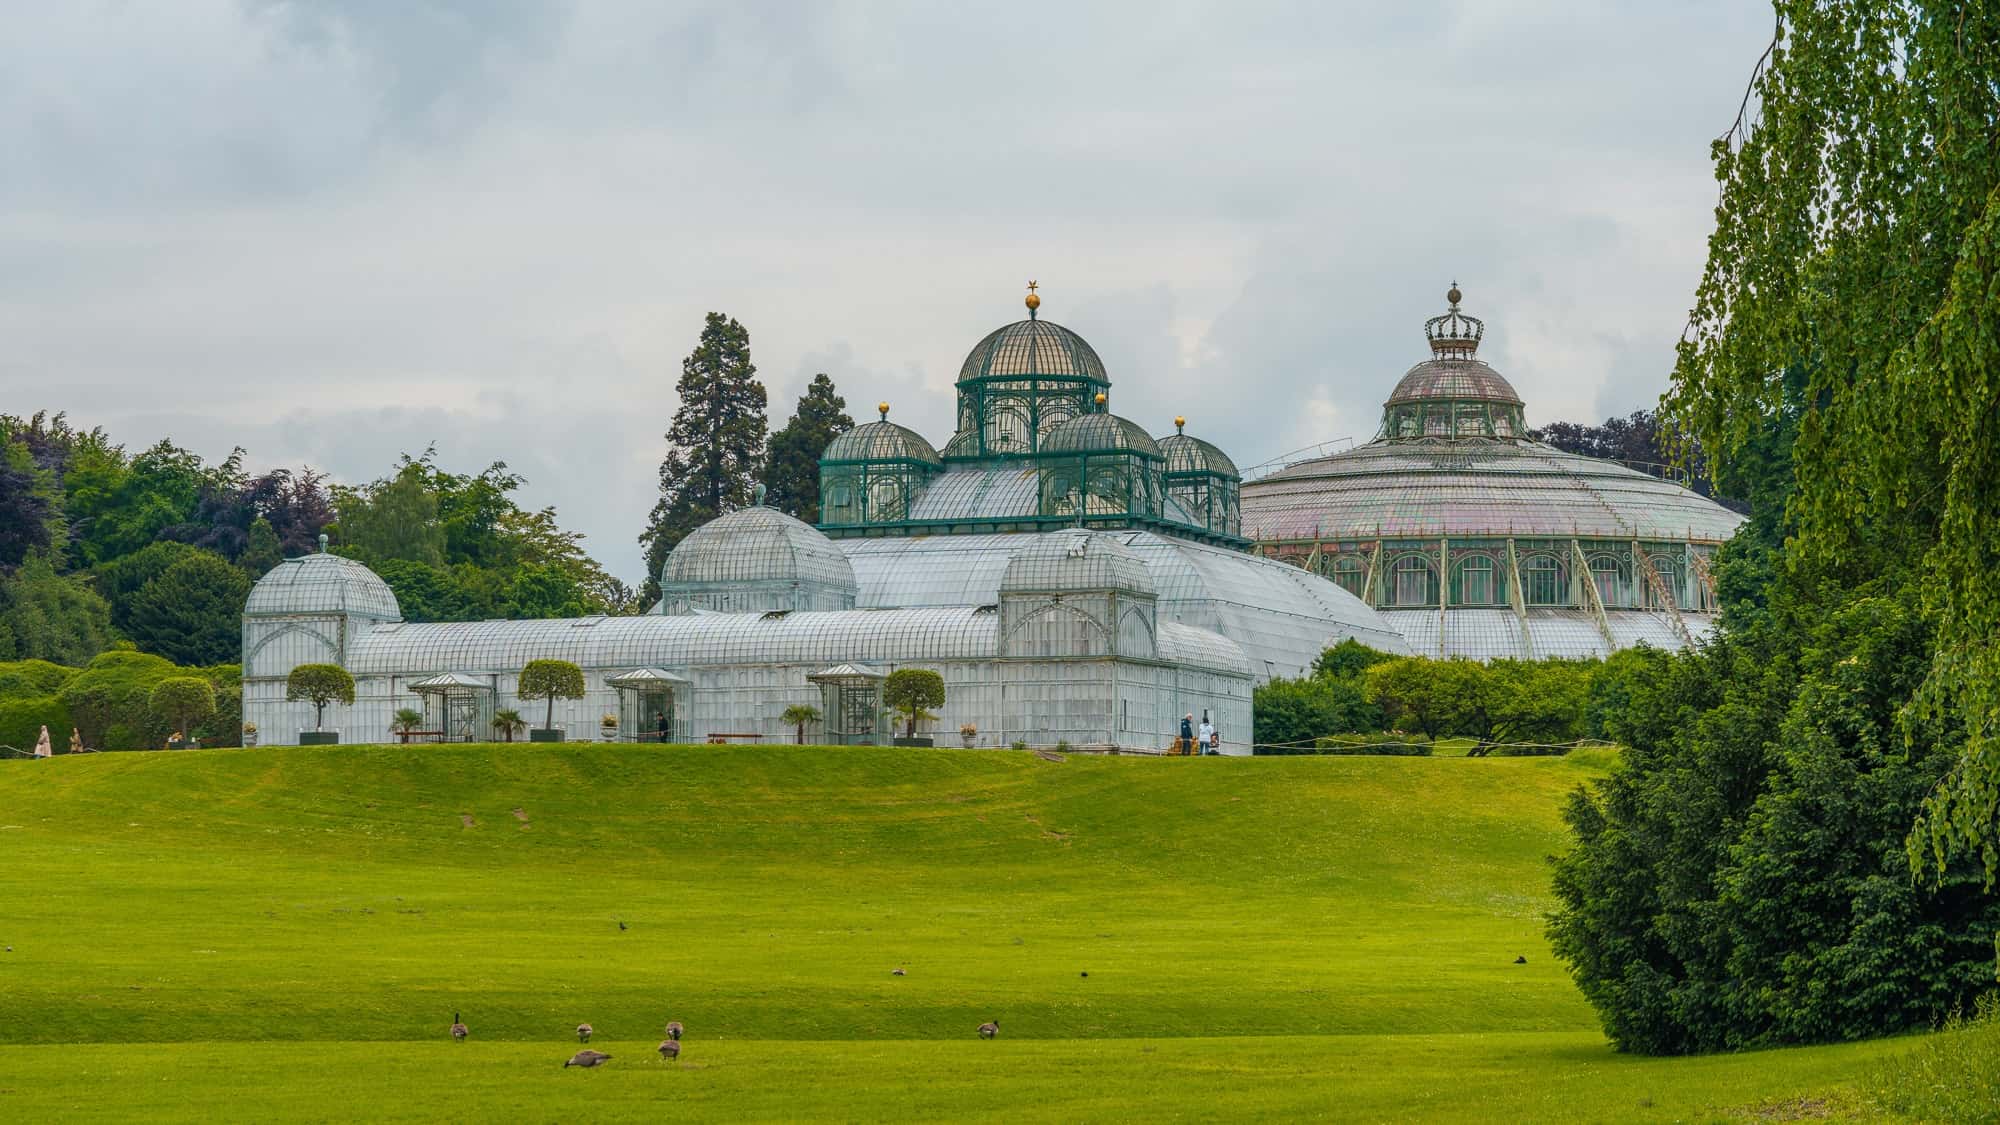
[299,731,339,746]
[893,736,934,747]
[528,729,565,743]
[960,732,978,748]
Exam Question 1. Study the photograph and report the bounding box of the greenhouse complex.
[1239,286,1743,659]
[241,289,1411,751]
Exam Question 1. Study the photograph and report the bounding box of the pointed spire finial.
[1025,280,1040,319]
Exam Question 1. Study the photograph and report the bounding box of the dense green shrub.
[0,658,76,700]
[59,650,182,750]
[1251,674,1380,748]
[0,695,72,752]
[1256,732,1432,757]
[124,551,250,665]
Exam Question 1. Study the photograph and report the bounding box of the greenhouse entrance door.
[606,668,692,743]
[407,672,495,744]
[807,664,888,745]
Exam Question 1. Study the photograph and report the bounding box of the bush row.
[0,652,240,751]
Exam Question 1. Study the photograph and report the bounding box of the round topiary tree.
[286,663,355,736]
[883,668,945,741]
[147,677,216,748]
[518,659,586,741]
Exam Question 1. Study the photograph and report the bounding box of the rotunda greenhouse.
[243,289,1405,752]
[1239,287,1744,659]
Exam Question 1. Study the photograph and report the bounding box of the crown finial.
[878,401,890,420]
[1025,280,1040,319]
[1425,281,1483,358]
[1174,415,1186,433]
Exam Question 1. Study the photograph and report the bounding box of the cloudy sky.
[2,2,1770,582]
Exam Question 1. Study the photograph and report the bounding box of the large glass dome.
[956,319,1109,384]
[244,550,401,621]
[946,294,1114,460]
[657,505,859,615]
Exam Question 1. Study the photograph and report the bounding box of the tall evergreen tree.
[763,374,853,524]
[638,313,767,605]
[125,551,253,666]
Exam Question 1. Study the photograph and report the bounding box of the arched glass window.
[1589,555,1627,607]
[868,477,906,522]
[1455,555,1495,605]
[1330,555,1367,598]
[1523,555,1566,606]
[1392,555,1439,607]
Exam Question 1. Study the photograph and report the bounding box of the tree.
[286,664,355,732]
[1361,658,1451,739]
[763,374,853,523]
[238,517,283,578]
[518,659,585,733]
[124,551,251,665]
[1663,4,2000,899]
[1311,639,1395,681]
[0,555,115,666]
[883,668,944,739]
[781,703,821,745]
[1252,674,1380,749]
[392,707,424,744]
[492,708,526,743]
[0,436,62,568]
[148,677,216,743]
[335,462,445,567]
[639,312,768,605]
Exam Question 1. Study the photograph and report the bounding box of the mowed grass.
[0,745,1952,1121]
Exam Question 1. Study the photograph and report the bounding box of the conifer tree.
[763,374,853,524]
[639,313,767,605]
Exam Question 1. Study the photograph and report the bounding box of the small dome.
[1385,358,1522,407]
[1040,413,1162,458]
[658,505,858,614]
[1000,530,1154,598]
[1159,431,1239,479]
[244,552,401,620]
[823,421,942,465]
[958,319,1109,384]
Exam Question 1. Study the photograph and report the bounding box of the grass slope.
[0,746,1948,1121]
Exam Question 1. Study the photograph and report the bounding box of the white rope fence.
[1251,735,1618,756]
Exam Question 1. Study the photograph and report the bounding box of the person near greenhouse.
[655,711,669,743]
[1198,716,1215,755]
[1180,713,1195,755]
[69,728,83,754]
[34,725,52,758]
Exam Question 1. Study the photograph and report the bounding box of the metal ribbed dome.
[1159,430,1239,479]
[957,319,1109,384]
[1000,530,1154,597]
[245,552,401,620]
[1385,358,1523,406]
[1040,413,1161,458]
[659,505,858,601]
[823,420,942,465]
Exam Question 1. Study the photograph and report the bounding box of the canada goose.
[576,1023,594,1043]
[565,1049,612,1068]
[658,1039,681,1061]
[450,1013,468,1041]
[978,1020,999,1039]
[664,1021,683,1041]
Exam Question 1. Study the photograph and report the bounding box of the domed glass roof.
[823,420,942,465]
[957,319,1109,384]
[660,505,858,593]
[1040,413,1162,458]
[1000,530,1154,597]
[244,552,401,620]
[1385,359,1522,407]
[1159,429,1240,479]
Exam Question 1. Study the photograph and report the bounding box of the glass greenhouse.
[243,289,1406,751]
[1240,286,1746,659]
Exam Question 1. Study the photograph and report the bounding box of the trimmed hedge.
[0,659,76,700]
[0,695,72,752]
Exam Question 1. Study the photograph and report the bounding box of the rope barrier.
[1249,735,1617,756]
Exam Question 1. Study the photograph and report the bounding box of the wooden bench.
[705,732,764,744]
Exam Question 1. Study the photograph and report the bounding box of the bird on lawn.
[1513,956,1527,965]
[618,920,627,931]
[978,1020,999,1040]
[891,967,906,976]
[565,1050,612,1068]
[576,1023,594,1043]
[450,1013,468,1041]
[658,1039,681,1061]
[664,1021,683,1041]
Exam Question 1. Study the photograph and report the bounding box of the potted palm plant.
[492,709,526,744]
[781,703,821,745]
[392,708,424,745]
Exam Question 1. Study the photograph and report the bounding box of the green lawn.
[0,745,1957,1121]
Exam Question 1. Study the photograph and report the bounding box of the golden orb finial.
[1174,415,1186,433]
[1447,280,1462,307]
[1025,279,1041,317]
[878,401,890,420]
[1094,392,1107,409]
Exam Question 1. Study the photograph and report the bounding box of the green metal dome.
[957,319,1110,385]
[1159,430,1239,480]
[1040,412,1163,458]
[823,419,942,466]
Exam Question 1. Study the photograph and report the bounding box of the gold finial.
[1174,415,1186,433]
[1025,279,1041,317]
[878,401,890,420]
[1094,392,1107,410]
[1447,280,1462,307]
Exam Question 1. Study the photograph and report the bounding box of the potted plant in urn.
[884,668,944,748]
[519,659,586,743]
[241,722,258,748]
[600,712,619,741]
[286,664,355,745]
[960,723,978,749]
